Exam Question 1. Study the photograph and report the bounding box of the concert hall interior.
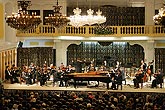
[1,0,165,110]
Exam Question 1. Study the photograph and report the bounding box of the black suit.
[5,70,13,83]
[5,70,10,80]
[74,61,83,73]
[116,73,123,90]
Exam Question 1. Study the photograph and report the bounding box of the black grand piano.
[64,71,112,89]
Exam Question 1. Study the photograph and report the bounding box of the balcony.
[16,25,165,38]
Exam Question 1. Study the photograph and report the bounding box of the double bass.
[146,60,154,75]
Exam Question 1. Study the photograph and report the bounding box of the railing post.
[117,26,121,35]
[86,26,89,35]
[149,25,154,34]
[55,27,59,35]
[36,26,40,34]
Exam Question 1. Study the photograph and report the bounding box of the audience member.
[1,90,165,110]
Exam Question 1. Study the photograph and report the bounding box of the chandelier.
[5,0,42,32]
[153,4,165,26]
[45,0,70,28]
[69,8,106,28]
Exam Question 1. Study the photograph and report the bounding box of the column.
[145,0,155,26]
[55,41,68,67]
[54,40,81,67]
[143,41,155,64]
[0,2,4,40]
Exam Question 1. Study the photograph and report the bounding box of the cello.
[146,60,154,75]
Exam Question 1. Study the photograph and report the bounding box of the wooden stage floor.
[3,80,165,93]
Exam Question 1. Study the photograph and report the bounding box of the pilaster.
[54,40,81,67]
[145,0,155,26]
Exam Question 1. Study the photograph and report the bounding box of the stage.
[2,79,165,93]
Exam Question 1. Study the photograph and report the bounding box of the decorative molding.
[156,43,165,47]
[45,42,54,46]
[30,42,39,46]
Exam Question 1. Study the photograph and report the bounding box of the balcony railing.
[16,25,165,37]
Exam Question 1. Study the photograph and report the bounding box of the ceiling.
[66,0,145,7]
[27,0,146,7]
[6,0,164,9]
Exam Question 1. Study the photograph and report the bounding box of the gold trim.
[30,42,39,45]
[156,43,165,47]
[45,42,54,46]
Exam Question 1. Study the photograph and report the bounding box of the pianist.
[66,64,75,74]
[87,63,96,73]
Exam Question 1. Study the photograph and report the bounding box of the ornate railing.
[16,25,165,37]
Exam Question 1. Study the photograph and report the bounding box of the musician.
[66,64,75,74]
[29,63,36,84]
[58,69,64,87]
[147,60,154,81]
[59,63,65,70]
[74,59,83,73]
[115,61,121,71]
[99,65,107,71]
[103,60,107,67]
[133,68,144,89]
[34,66,41,84]
[87,63,96,72]
[42,63,47,71]
[5,66,13,83]
[151,69,163,88]
[140,60,147,72]
[25,69,32,85]
[140,60,148,82]
[20,68,27,84]
[110,69,117,90]
[10,66,19,83]
[38,69,48,86]
[52,67,59,87]
[116,69,123,90]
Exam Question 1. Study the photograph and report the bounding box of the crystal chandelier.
[5,0,42,32]
[153,4,165,26]
[69,0,106,28]
[69,7,106,28]
[45,0,70,28]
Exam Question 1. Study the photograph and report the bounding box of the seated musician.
[5,66,13,84]
[20,67,27,84]
[98,65,107,71]
[26,68,33,85]
[151,69,163,88]
[109,69,117,90]
[10,66,19,83]
[52,67,59,87]
[116,69,123,90]
[38,69,48,86]
[29,63,36,84]
[58,68,65,87]
[133,68,144,89]
[66,64,75,74]
[87,63,96,73]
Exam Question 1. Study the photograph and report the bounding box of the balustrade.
[16,25,165,37]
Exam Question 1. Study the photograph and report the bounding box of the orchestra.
[4,59,163,89]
